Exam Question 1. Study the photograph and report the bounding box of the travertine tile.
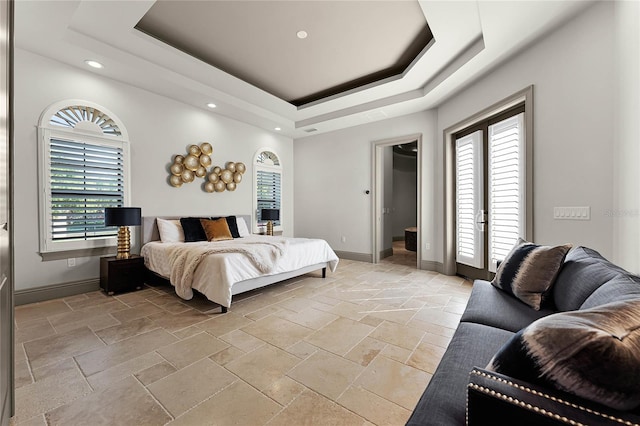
[24,326,105,370]
[14,367,91,423]
[46,376,171,426]
[86,352,163,390]
[13,257,471,425]
[156,331,228,370]
[196,311,253,336]
[407,341,447,374]
[134,361,177,386]
[338,385,411,425]
[219,329,265,352]
[14,320,54,344]
[288,349,363,400]
[276,306,339,330]
[94,317,159,344]
[344,337,386,367]
[268,390,365,426]
[225,344,300,391]
[241,315,313,350]
[15,300,71,325]
[356,355,431,410]
[75,328,177,376]
[369,320,424,351]
[263,376,306,406]
[209,345,245,365]
[148,358,236,418]
[109,301,164,323]
[31,358,76,382]
[306,317,374,356]
[168,380,280,426]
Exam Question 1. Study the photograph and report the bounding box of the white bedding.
[141,235,339,307]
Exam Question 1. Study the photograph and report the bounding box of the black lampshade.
[261,209,280,221]
[105,207,142,227]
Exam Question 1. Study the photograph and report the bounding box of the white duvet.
[141,235,339,307]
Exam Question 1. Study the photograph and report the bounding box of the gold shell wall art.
[168,143,246,193]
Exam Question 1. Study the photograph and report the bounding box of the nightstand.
[100,255,145,295]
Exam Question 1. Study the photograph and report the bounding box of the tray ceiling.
[136,1,433,106]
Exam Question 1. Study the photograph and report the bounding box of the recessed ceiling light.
[296,30,308,39]
[84,60,104,69]
[206,103,217,109]
[274,127,281,131]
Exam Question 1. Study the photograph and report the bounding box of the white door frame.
[372,133,422,268]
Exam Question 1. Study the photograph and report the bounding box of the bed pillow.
[156,218,184,243]
[200,218,233,242]
[492,238,572,310]
[236,217,250,237]
[211,216,240,238]
[486,299,640,410]
[179,217,208,242]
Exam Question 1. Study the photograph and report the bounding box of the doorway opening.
[372,134,422,269]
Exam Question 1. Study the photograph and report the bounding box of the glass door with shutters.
[455,105,525,280]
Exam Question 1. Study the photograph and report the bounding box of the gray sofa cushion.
[580,274,640,309]
[461,280,555,332]
[552,246,629,311]
[406,322,514,426]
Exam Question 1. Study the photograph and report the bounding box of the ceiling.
[15,1,594,139]
[136,1,433,107]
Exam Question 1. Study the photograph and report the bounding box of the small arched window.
[37,101,130,256]
[253,148,282,232]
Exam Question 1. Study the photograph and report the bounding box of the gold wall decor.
[169,143,213,187]
[204,162,246,193]
[168,143,246,193]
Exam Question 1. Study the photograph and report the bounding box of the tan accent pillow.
[200,218,233,242]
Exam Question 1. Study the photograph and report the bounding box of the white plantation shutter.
[49,139,124,241]
[488,112,525,272]
[456,130,484,268]
[256,170,281,226]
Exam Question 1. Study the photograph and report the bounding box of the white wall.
[436,1,616,262]
[14,49,293,291]
[293,110,437,259]
[612,0,640,273]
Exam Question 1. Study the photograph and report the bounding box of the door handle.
[1,223,6,231]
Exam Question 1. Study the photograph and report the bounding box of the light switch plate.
[553,206,590,220]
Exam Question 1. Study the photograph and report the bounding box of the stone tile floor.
[11,253,471,426]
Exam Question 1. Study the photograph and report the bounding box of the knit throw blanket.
[167,239,288,300]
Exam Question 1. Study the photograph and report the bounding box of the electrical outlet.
[341,236,347,243]
[67,258,76,267]
[425,242,431,250]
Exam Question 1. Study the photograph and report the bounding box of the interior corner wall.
[612,0,640,273]
[435,1,616,262]
[13,49,293,292]
[293,110,437,262]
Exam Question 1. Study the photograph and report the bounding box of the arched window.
[253,148,282,233]
[37,101,130,256]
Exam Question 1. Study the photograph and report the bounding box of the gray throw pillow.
[487,299,640,410]
[492,238,572,310]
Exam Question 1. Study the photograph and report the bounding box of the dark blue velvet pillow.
[487,299,640,410]
[179,217,207,242]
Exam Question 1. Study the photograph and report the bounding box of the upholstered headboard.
[142,215,252,245]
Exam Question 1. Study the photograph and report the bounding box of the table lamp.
[105,207,142,259]
[261,209,280,236]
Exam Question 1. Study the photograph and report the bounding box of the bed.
[140,215,339,312]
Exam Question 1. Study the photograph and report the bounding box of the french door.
[455,105,525,280]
